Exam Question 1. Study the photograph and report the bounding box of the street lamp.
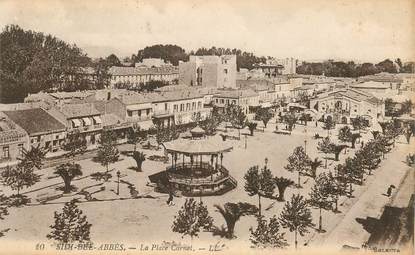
[304,140,307,154]
[264,157,268,168]
[116,170,121,195]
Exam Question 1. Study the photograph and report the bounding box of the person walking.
[386,185,396,197]
[167,192,174,206]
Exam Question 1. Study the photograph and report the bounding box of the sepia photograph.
[0,0,414,254]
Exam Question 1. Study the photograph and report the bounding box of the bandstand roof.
[190,126,205,135]
[163,138,233,155]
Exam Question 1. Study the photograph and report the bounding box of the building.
[309,88,385,125]
[2,108,66,156]
[135,58,172,68]
[53,103,103,148]
[253,62,284,78]
[25,91,94,106]
[109,66,179,88]
[179,55,237,89]
[213,89,259,118]
[0,113,29,166]
[274,58,298,75]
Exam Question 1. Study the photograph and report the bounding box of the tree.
[323,117,335,134]
[62,130,87,161]
[326,171,342,212]
[19,144,47,170]
[274,177,295,201]
[308,173,332,232]
[199,111,220,136]
[47,200,92,243]
[244,164,275,217]
[250,216,289,249]
[279,194,314,249]
[127,125,147,151]
[106,54,121,67]
[284,146,311,187]
[130,151,146,171]
[317,137,333,154]
[54,163,83,193]
[96,129,119,173]
[255,108,273,128]
[246,121,257,136]
[172,198,213,239]
[1,164,39,196]
[214,202,258,239]
[335,157,363,197]
[404,128,412,144]
[338,126,361,148]
[351,116,369,132]
[354,141,382,175]
[307,157,323,178]
[227,105,246,139]
[284,113,297,131]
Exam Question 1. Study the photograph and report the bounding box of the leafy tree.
[0,24,92,103]
[404,128,412,144]
[338,126,361,148]
[326,171,343,212]
[284,146,311,187]
[199,114,220,136]
[134,44,188,66]
[127,125,147,151]
[96,129,119,173]
[351,116,369,132]
[354,141,382,174]
[130,151,146,171]
[1,164,39,196]
[0,195,9,220]
[62,130,87,161]
[317,137,333,154]
[335,157,363,197]
[255,108,273,128]
[250,216,289,249]
[323,117,335,134]
[279,194,314,249]
[19,144,47,170]
[214,202,258,239]
[47,200,92,243]
[308,173,332,232]
[172,198,213,239]
[226,105,246,139]
[376,59,397,73]
[244,164,275,217]
[246,121,257,136]
[106,54,121,67]
[307,157,323,178]
[54,163,83,193]
[274,177,294,201]
[283,113,297,131]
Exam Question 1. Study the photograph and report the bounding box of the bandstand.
[148,138,237,196]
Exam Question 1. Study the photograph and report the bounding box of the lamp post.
[116,170,121,195]
[264,157,268,169]
[304,140,307,154]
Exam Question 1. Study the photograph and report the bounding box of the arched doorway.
[341,116,348,124]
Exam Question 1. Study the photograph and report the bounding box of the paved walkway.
[309,141,414,249]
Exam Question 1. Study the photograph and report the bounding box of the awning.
[93,116,102,124]
[82,117,92,126]
[71,119,81,127]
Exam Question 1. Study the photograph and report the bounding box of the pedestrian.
[315,121,318,127]
[386,185,392,197]
[167,192,174,206]
[361,141,364,147]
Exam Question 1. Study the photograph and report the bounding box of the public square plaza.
[0,120,413,252]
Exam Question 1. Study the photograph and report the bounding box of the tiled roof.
[60,103,100,118]
[216,89,258,98]
[351,82,390,89]
[316,88,381,105]
[0,115,27,144]
[49,91,94,99]
[109,66,178,76]
[3,108,65,135]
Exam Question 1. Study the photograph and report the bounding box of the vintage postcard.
[0,0,414,254]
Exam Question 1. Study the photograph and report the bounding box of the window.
[146,109,151,115]
[165,103,168,111]
[127,111,132,117]
[220,99,224,104]
[198,102,202,109]
[138,110,142,117]
[224,69,228,74]
[18,144,23,157]
[3,146,9,159]
[215,99,218,103]
[174,104,178,112]
[192,102,196,110]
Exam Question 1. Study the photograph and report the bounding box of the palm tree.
[308,158,323,178]
[214,202,258,239]
[18,144,47,170]
[274,177,295,201]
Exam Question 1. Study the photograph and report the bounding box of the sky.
[0,0,414,63]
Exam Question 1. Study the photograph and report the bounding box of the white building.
[179,55,237,89]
